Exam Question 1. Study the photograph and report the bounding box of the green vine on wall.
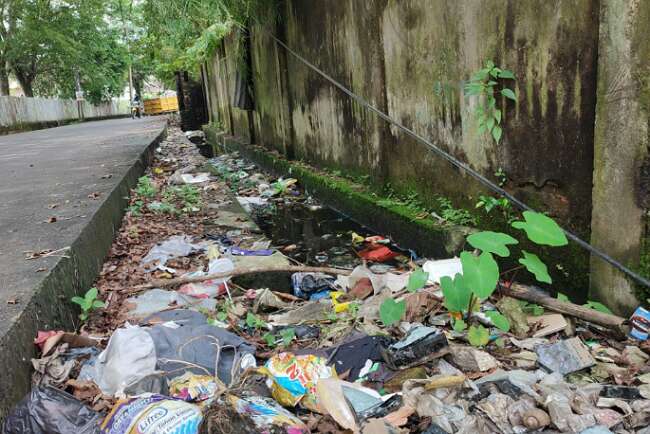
[464,60,517,144]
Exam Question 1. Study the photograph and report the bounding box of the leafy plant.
[557,293,613,315]
[127,200,144,216]
[437,197,477,226]
[438,210,573,346]
[246,312,267,330]
[135,176,157,198]
[148,201,179,215]
[468,324,490,347]
[379,298,406,327]
[164,185,202,213]
[279,328,296,346]
[475,195,515,222]
[464,60,517,144]
[71,287,105,322]
[406,267,429,293]
[521,301,544,316]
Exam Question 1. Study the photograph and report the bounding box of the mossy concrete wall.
[590,0,650,314]
[204,1,649,311]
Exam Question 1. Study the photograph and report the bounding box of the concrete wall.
[590,0,650,314]
[205,1,649,311]
[0,96,129,129]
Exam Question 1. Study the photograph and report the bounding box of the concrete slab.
[0,117,166,418]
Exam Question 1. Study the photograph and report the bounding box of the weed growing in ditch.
[436,197,478,226]
[71,287,105,322]
[164,185,202,213]
[135,175,157,198]
[379,210,570,347]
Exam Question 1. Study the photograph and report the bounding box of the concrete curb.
[0,124,167,420]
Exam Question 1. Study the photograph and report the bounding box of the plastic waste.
[380,326,449,369]
[316,378,400,431]
[422,258,462,284]
[84,325,157,396]
[141,235,203,272]
[169,373,218,402]
[236,196,267,212]
[100,395,202,433]
[180,172,210,184]
[261,352,337,412]
[178,258,234,298]
[145,309,255,385]
[2,386,101,434]
[292,272,336,300]
[358,245,398,262]
[536,337,595,375]
[227,394,308,433]
[126,288,217,317]
[630,306,650,340]
[230,247,273,256]
[324,334,390,382]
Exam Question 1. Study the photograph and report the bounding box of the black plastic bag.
[3,386,101,434]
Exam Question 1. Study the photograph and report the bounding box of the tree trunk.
[14,70,33,97]
[0,59,9,96]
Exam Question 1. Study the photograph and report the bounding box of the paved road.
[0,117,166,326]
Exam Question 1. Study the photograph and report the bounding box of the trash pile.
[5,121,650,434]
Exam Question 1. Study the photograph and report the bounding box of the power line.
[267,32,650,289]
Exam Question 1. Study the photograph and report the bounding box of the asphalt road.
[0,117,166,329]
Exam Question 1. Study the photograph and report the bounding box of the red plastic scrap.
[358,245,399,262]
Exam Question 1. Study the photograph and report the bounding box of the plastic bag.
[227,394,307,432]
[260,353,336,412]
[3,386,101,434]
[169,373,218,402]
[85,325,157,396]
[100,395,202,434]
[178,258,234,298]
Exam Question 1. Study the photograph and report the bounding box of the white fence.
[0,96,130,128]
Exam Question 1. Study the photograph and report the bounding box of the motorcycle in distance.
[130,103,143,119]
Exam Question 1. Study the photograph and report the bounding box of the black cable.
[268,33,650,290]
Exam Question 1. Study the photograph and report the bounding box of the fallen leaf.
[47,216,57,223]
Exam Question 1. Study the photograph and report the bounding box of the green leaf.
[453,318,467,332]
[460,251,499,299]
[519,251,552,284]
[501,88,517,101]
[511,211,568,246]
[494,109,502,124]
[584,301,613,315]
[557,292,570,302]
[468,324,490,347]
[71,296,86,307]
[486,311,511,332]
[466,231,519,257]
[262,332,276,347]
[492,124,503,143]
[498,69,516,79]
[486,116,495,131]
[85,287,98,301]
[379,298,406,327]
[216,311,228,321]
[92,300,106,309]
[407,267,429,292]
[440,273,472,313]
[280,328,296,346]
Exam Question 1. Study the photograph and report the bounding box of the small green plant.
[71,287,105,322]
[148,201,179,215]
[439,211,571,346]
[164,185,202,213]
[557,292,613,314]
[379,298,406,327]
[464,60,516,144]
[406,267,429,293]
[437,197,477,226]
[262,327,296,348]
[135,175,157,198]
[476,195,516,223]
[127,200,144,216]
[246,312,267,329]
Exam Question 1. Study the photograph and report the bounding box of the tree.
[5,0,128,102]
